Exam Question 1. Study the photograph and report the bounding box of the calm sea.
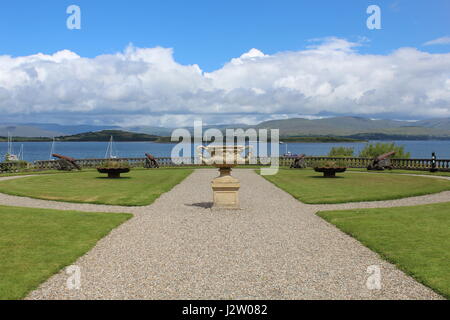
[1,140,450,163]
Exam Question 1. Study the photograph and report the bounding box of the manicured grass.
[0,170,74,177]
[0,205,131,300]
[0,168,193,206]
[318,203,450,299]
[261,168,450,204]
[348,168,450,177]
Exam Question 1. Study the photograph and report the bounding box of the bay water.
[1,140,450,163]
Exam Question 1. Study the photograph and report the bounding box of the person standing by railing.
[431,152,438,172]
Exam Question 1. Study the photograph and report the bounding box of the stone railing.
[0,161,29,173]
[287,156,373,168]
[3,156,450,172]
[312,157,449,171]
[280,156,450,171]
[33,157,200,170]
[391,158,450,171]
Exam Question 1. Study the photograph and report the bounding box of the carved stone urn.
[197,145,251,209]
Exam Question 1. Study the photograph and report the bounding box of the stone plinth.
[211,167,240,209]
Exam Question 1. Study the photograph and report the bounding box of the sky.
[0,0,449,127]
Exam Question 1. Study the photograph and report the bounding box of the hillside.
[24,123,120,135]
[0,123,120,137]
[126,123,250,136]
[256,117,406,135]
[0,137,52,142]
[56,130,160,142]
[0,125,63,138]
[254,116,450,139]
[5,116,450,141]
[411,118,450,130]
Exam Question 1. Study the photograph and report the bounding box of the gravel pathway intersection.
[0,170,444,299]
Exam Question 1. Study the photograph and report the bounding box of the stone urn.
[97,167,130,178]
[314,167,347,178]
[197,145,252,209]
[97,161,131,178]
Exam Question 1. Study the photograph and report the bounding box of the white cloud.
[230,48,268,65]
[423,36,450,46]
[0,39,450,126]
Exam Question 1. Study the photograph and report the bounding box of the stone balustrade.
[2,156,450,173]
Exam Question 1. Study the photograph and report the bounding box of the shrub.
[98,160,130,169]
[328,147,354,157]
[314,160,347,168]
[4,160,29,168]
[359,143,410,159]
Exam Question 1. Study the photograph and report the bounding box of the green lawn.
[0,170,75,177]
[262,169,450,204]
[0,205,131,300]
[318,203,450,299]
[348,168,450,177]
[0,168,193,206]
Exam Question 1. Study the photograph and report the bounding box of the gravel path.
[7,169,442,300]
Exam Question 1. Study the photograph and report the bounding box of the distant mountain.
[254,116,450,138]
[0,125,63,138]
[125,126,174,136]
[24,123,120,135]
[0,123,121,137]
[129,117,450,139]
[57,130,160,142]
[410,118,450,130]
[126,123,250,136]
[255,117,402,135]
[4,116,450,140]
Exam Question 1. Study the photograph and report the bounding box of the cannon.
[52,154,82,171]
[144,153,160,168]
[290,154,307,169]
[367,151,395,171]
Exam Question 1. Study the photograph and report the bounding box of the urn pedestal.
[197,145,251,210]
[212,167,240,209]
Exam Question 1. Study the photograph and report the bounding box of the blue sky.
[1,0,449,71]
[0,0,449,125]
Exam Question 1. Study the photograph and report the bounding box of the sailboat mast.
[7,132,12,155]
[104,136,118,159]
[19,144,24,160]
[110,136,113,159]
[49,138,55,160]
[105,136,113,159]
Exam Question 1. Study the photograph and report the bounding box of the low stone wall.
[2,156,449,173]
[0,162,29,173]
[33,157,197,170]
[391,158,450,171]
